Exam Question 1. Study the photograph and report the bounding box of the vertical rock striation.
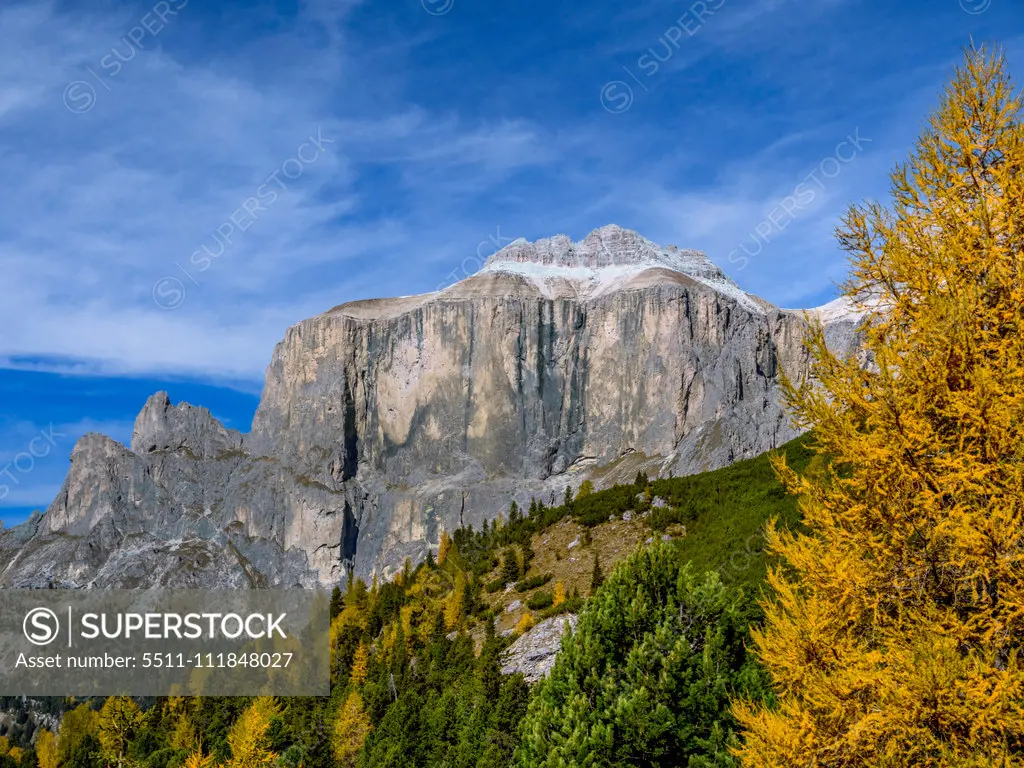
[0,226,862,586]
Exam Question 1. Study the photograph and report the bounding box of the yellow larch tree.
[735,46,1024,766]
[553,581,566,607]
[444,572,466,629]
[58,703,100,763]
[98,695,147,767]
[350,641,370,686]
[182,750,216,768]
[333,689,372,767]
[226,697,279,768]
[169,702,200,753]
[438,529,453,566]
[35,729,58,768]
[515,612,535,634]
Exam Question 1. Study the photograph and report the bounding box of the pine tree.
[521,539,535,573]
[590,554,604,592]
[333,690,372,767]
[461,573,476,615]
[501,547,520,584]
[516,543,767,767]
[563,485,573,510]
[348,577,369,608]
[576,480,594,499]
[735,47,1024,766]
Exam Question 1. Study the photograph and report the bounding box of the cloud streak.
[0,0,1018,383]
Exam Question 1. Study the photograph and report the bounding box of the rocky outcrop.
[132,391,244,458]
[0,226,864,587]
[500,614,578,683]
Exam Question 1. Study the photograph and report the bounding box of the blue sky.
[1,0,1021,525]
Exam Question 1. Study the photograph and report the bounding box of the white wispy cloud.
[2,0,1013,383]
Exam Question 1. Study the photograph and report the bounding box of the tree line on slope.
[4,427,813,767]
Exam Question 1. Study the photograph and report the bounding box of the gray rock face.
[132,392,244,458]
[500,614,578,683]
[0,225,863,587]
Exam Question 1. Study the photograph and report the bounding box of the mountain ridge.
[0,225,863,587]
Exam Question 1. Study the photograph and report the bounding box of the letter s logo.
[23,607,60,646]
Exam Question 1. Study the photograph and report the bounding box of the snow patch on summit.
[479,225,765,313]
[791,296,875,325]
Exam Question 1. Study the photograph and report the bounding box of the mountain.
[0,225,861,588]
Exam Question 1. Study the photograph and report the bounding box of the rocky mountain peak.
[480,224,760,311]
[484,224,714,274]
[131,391,243,459]
[0,224,867,588]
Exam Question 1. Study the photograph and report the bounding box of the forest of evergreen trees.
[0,433,813,768]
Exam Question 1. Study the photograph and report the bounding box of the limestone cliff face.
[0,226,862,587]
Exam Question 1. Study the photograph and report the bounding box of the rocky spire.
[131,391,243,458]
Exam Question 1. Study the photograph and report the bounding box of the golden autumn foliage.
[169,705,200,753]
[515,612,535,634]
[438,529,453,566]
[735,47,1024,766]
[333,690,373,767]
[350,641,370,686]
[444,572,466,629]
[35,729,58,768]
[553,581,566,607]
[400,604,415,641]
[58,703,100,762]
[182,750,216,768]
[226,697,279,768]
[99,695,147,764]
[7,747,23,763]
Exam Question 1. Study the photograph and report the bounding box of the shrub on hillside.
[647,505,691,532]
[515,574,552,593]
[525,591,554,610]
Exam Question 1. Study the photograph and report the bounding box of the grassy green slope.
[655,432,816,591]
